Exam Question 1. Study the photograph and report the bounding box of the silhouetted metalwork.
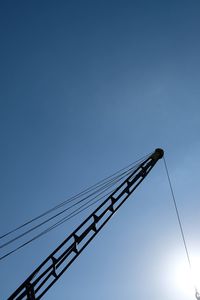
[196,291,200,300]
[8,148,163,300]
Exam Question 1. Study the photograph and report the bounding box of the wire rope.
[0,152,151,261]
[0,167,134,250]
[163,156,199,298]
[0,182,120,260]
[0,153,150,240]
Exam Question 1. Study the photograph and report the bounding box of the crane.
[8,148,164,300]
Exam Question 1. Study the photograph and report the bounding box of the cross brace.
[8,148,163,300]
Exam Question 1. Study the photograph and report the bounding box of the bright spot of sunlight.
[165,252,200,298]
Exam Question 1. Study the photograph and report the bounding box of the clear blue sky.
[1,1,200,299]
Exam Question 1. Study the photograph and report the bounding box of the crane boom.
[8,148,164,300]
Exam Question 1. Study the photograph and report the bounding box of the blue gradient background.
[1,1,200,299]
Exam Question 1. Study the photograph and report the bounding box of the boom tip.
[154,148,164,159]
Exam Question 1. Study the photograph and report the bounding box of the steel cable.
[0,153,150,240]
[0,153,151,261]
[0,167,134,250]
[163,156,199,298]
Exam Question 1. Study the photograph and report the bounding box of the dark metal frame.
[8,148,163,300]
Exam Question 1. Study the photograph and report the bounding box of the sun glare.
[167,253,200,298]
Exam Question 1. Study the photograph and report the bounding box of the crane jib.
[8,148,164,300]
